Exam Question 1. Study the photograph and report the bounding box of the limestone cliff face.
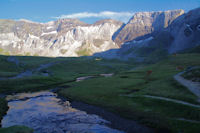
[0,19,122,56]
[113,9,184,45]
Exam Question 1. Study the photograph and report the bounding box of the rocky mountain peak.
[113,9,185,45]
[128,9,184,24]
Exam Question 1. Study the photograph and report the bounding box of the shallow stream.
[2,91,124,133]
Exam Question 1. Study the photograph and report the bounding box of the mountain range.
[94,8,200,61]
[0,8,199,59]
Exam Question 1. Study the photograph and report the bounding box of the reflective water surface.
[2,91,124,133]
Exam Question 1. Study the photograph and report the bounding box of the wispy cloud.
[52,11,134,23]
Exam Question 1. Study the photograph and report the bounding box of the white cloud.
[52,11,134,23]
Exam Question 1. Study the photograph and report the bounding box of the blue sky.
[0,0,199,23]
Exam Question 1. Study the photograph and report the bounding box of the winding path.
[121,94,200,108]
[143,95,200,108]
[174,72,200,102]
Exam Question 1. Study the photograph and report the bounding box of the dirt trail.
[174,72,200,102]
[143,95,200,108]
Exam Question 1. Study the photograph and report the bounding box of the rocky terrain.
[94,8,200,61]
[113,9,184,46]
[168,8,200,53]
[0,8,199,58]
[0,19,122,57]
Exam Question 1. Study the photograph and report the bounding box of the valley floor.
[0,53,200,133]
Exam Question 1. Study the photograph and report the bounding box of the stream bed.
[1,91,124,133]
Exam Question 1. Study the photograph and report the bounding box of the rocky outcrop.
[0,19,122,57]
[113,9,184,45]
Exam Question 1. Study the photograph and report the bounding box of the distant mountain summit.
[113,9,184,45]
